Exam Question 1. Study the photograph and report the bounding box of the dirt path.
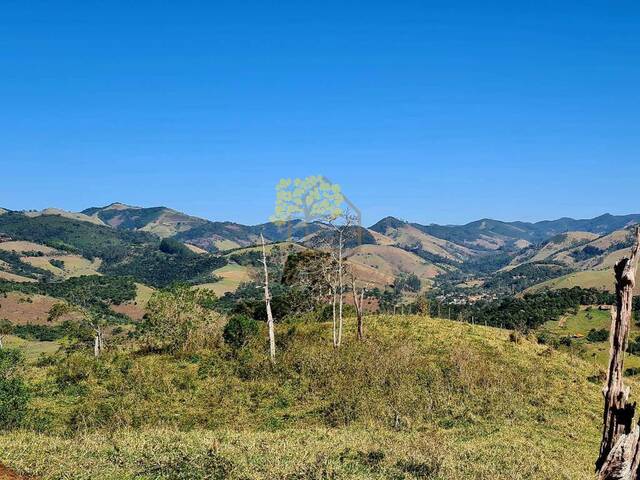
[0,465,31,480]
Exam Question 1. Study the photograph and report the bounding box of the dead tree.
[260,233,276,363]
[350,274,366,340]
[597,227,640,479]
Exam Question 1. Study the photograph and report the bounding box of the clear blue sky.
[2,1,639,226]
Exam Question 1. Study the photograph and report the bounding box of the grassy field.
[195,263,251,296]
[527,267,640,294]
[542,307,640,371]
[0,315,611,479]
[20,255,102,279]
[3,334,60,362]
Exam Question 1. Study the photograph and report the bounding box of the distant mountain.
[82,203,207,237]
[372,213,640,252]
[83,203,328,252]
[4,203,640,293]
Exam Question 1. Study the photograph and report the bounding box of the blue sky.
[1,1,639,226]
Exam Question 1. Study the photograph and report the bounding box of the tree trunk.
[94,331,100,358]
[597,227,640,479]
[332,288,337,347]
[261,234,276,363]
[0,336,3,349]
[352,277,365,341]
[337,230,344,347]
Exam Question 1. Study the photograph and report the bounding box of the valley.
[1,203,640,479]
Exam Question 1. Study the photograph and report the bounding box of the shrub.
[559,336,573,347]
[138,285,222,353]
[223,315,259,349]
[536,331,558,348]
[0,348,29,429]
[586,328,609,343]
[629,337,640,356]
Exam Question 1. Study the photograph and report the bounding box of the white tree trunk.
[332,288,337,347]
[94,331,100,358]
[337,229,344,347]
[0,335,3,349]
[261,233,276,363]
[352,277,365,341]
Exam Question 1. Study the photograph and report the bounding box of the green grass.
[3,335,60,362]
[542,308,640,371]
[0,315,608,479]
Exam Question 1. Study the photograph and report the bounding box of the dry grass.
[194,263,251,296]
[0,241,57,255]
[0,315,607,479]
[0,292,79,325]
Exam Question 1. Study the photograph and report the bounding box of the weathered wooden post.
[597,227,640,479]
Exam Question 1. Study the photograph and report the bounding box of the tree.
[223,314,259,349]
[0,319,12,349]
[415,296,430,317]
[260,233,276,363]
[350,273,367,341]
[48,302,106,357]
[271,175,358,348]
[139,284,220,354]
[0,348,29,429]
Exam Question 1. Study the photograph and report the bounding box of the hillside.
[0,315,606,479]
[347,244,443,286]
[82,203,208,238]
[3,204,640,304]
[411,213,640,249]
[0,212,226,288]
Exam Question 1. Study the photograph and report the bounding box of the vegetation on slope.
[0,314,606,479]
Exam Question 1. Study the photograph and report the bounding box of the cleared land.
[0,292,68,325]
[347,244,443,283]
[110,283,155,321]
[527,268,640,294]
[194,263,251,296]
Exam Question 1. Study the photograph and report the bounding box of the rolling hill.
[3,203,640,301]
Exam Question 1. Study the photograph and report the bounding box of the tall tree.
[261,233,276,363]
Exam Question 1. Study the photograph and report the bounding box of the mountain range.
[1,202,639,297]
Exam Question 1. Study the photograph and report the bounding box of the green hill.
[0,315,606,479]
[0,212,226,287]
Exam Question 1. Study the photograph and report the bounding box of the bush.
[536,331,559,348]
[629,336,640,356]
[138,285,222,353]
[0,348,29,429]
[223,315,259,349]
[586,328,609,343]
[559,336,573,347]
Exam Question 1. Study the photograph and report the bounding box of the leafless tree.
[322,211,357,348]
[596,227,640,479]
[350,272,367,341]
[260,233,276,363]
